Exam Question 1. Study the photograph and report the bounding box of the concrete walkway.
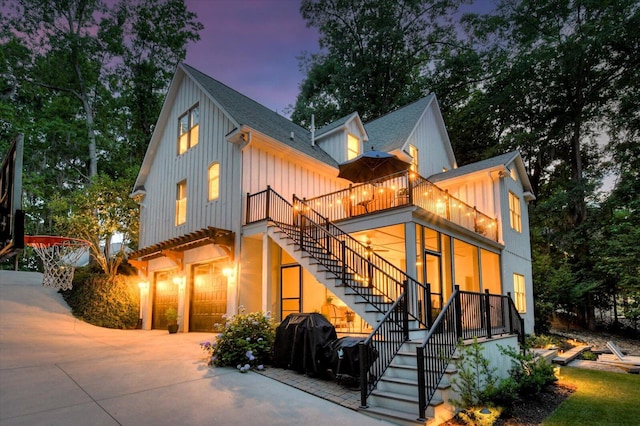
[0,270,390,426]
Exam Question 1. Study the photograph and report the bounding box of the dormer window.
[347,134,360,160]
[178,104,199,154]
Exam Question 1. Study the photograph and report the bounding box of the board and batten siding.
[242,143,343,203]
[436,175,498,222]
[139,76,242,248]
[407,106,456,178]
[316,119,365,164]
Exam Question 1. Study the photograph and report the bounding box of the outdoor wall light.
[172,276,186,288]
[138,281,149,290]
[222,264,236,279]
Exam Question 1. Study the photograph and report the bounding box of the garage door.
[190,262,227,332]
[152,271,179,330]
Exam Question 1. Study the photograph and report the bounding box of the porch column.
[261,231,270,312]
[404,223,418,317]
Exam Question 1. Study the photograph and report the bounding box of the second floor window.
[178,104,199,154]
[176,180,187,225]
[513,273,526,313]
[347,134,360,160]
[509,191,522,233]
[409,144,419,173]
[208,163,220,201]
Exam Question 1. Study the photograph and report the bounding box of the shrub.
[451,338,498,409]
[499,345,557,397]
[200,308,276,372]
[61,268,139,329]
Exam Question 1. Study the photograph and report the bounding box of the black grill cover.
[330,336,378,379]
[273,313,337,375]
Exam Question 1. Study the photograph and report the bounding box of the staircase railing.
[416,286,526,420]
[246,186,431,406]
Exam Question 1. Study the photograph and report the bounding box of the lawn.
[543,367,640,426]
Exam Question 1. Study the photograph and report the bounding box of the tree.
[0,0,202,245]
[3,0,117,180]
[107,0,203,165]
[291,0,464,127]
[457,0,640,330]
[51,173,139,278]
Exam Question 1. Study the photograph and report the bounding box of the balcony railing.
[302,170,499,241]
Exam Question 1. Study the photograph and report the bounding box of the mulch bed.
[494,383,576,425]
[443,383,576,426]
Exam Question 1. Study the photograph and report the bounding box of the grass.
[543,367,640,426]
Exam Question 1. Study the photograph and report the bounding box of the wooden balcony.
[301,170,498,241]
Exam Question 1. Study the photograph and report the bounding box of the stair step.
[360,405,428,426]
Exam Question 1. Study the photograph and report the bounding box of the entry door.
[190,262,227,332]
[281,265,301,320]
[152,271,178,329]
[424,253,444,318]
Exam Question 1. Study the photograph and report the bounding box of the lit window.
[178,104,199,154]
[409,144,419,173]
[176,180,187,225]
[208,163,220,201]
[513,273,526,313]
[509,191,522,232]
[347,134,360,160]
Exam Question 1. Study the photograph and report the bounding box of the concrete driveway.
[0,270,389,425]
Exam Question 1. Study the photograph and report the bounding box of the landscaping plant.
[200,307,276,373]
[62,266,139,329]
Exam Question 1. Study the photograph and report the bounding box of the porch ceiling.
[130,227,235,261]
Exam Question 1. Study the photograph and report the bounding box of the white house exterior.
[129,63,535,423]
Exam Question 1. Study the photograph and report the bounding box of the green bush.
[499,345,557,396]
[61,268,139,329]
[451,338,498,409]
[200,308,276,372]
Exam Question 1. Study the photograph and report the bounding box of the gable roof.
[315,112,369,143]
[428,150,535,197]
[182,64,337,167]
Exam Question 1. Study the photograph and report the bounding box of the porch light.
[172,275,186,289]
[222,264,236,279]
[138,281,149,290]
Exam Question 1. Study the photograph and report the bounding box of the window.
[347,134,360,160]
[178,104,199,154]
[409,144,419,173]
[509,191,522,232]
[176,180,187,225]
[513,273,526,313]
[208,163,220,201]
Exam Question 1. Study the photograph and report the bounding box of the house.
[129,63,535,424]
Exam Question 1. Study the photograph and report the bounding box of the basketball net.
[25,236,90,290]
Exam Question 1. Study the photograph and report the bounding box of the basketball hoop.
[24,236,90,290]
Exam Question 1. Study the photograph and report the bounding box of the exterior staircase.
[247,187,524,425]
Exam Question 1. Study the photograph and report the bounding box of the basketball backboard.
[0,134,25,260]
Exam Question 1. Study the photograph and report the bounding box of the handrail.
[416,287,526,420]
[247,187,422,408]
[360,289,408,407]
[302,170,498,241]
[295,194,432,327]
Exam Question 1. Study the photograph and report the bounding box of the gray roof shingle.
[428,151,519,182]
[364,95,434,152]
[183,63,338,167]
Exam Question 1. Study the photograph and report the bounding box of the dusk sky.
[181,0,496,118]
[183,0,319,116]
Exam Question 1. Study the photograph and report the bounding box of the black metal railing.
[302,170,499,241]
[416,287,525,420]
[360,290,409,407]
[247,186,431,406]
